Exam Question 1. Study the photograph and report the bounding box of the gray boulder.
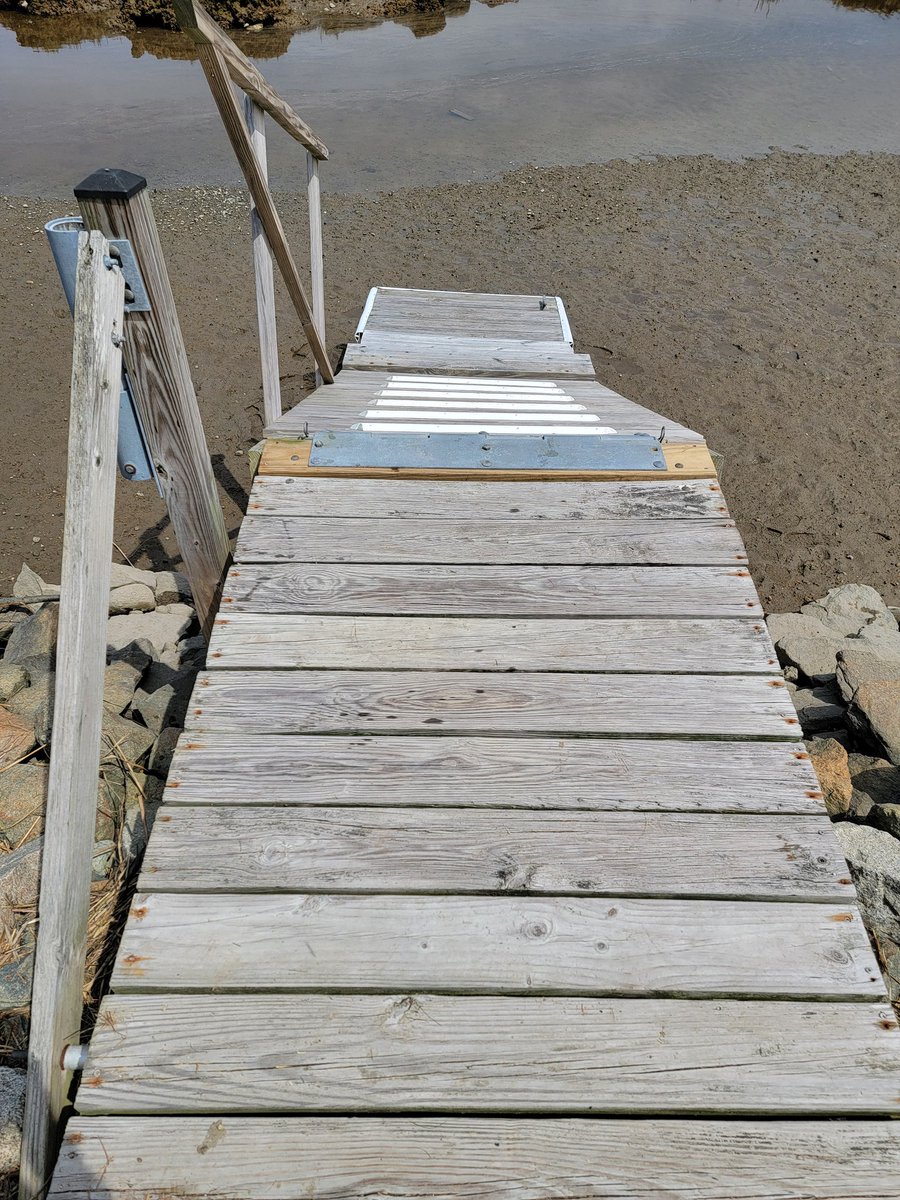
[131,662,197,733]
[834,823,900,998]
[103,658,145,715]
[789,683,845,735]
[0,761,47,844]
[801,583,896,637]
[109,562,156,589]
[7,671,54,745]
[3,603,58,667]
[107,610,193,657]
[13,564,60,608]
[0,1066,25,1175]
[154,571,192,606]
[108,582,156,615]
[0,663,28,703]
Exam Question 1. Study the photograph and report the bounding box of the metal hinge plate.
[307,430,668,472]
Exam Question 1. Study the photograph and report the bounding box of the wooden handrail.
[194,41,334,383]
[18,231,126,1200]
[173,0,328,160]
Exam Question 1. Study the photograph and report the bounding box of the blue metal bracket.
[45,216,158,487]
[308,430,668,472]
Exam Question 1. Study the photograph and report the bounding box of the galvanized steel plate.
[308,431,667,471]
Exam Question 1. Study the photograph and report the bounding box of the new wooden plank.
[108,894,880,998]
[243,97,281,426]
[51,1116,900,1200]
[235,515,747,564]
[248,476,729,519]
[186,670,800,737]
[141,807,853,900]
[77,996,898,1114]
[342,334,596,378]
[207,614,776,673]
[223,564,761,617]
[165,734,825,812]
[257,439,716,481]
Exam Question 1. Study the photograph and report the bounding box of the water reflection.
[1,0,898,196]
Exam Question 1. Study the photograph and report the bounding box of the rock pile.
[768,583,900,1001]
[0,561,204,1181]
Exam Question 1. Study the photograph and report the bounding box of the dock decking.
[50,288,900,1198]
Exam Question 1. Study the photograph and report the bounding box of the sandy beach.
[1,148,898,611]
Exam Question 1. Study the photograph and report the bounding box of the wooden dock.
[49,288,900,1198]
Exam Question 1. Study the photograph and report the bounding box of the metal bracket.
[308,430,668,472]
[45,216,158,485]
[106,238,151,312]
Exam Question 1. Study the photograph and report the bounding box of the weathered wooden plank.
[186,670,799,737]
[109,894,880,998]
[248,476,729,519]
[165,734,825,812]
[172,0,328,157]
[243,97,281,426]
[207,613,776,673]
[306,151,326,385]
[141,807,852,900]
[19,231,125,1200]
[76,172,230,633]
[235,516,747,565]
[343,334,596,378]
[362,287,567,342]
[78,996,898,1114]
[257,439,716,482]
[223,564,761,617]
[50,1116,900,1200]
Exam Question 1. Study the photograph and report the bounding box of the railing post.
[306,151,326,389]
[75,168,230,634]
[18,231,125,1200]
[243,97,282,426]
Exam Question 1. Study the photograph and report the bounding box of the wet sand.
[1,148,898,612]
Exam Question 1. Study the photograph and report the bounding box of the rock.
[870,803,900,840]
[154,570,192,606]
[801,584,896,637]
[131,662,197,733]
[156,602,196,623]
[807,736,853,818]
[147,726,181,776]
[790,683,845,734]
[107,610,193,657]
[0,707,36,770]
[0,762,47,843]
[7,671,54,745]
[13,563,59,607]
[845,680,900,766]
[0,836,42,927]
[3,602,58,667]
[100,711,156,767]
[109,562,157,589]
[103,658,145,715]
[776,633,848,685]
[108,582,156,615]
[834,824,900,988]
[849,753,900,808]
[0,609,28,642]
[0,1066,25,1175]
[108,638,155,673]
[0,663,28,702]
[836,648,900,703]
[766,611,833,646]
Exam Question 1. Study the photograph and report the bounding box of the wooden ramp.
[51,288,900,1199]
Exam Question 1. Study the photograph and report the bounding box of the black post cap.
[74,168,148,201]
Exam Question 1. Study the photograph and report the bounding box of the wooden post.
[18,231,125,1200]
[243,97,282,426]
[75,168,230,633]
[192,44,334,384]
[306,151,326,389]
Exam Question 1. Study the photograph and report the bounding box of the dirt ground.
[1,148,897,612]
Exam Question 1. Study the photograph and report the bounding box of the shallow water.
[1,0,899,195]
